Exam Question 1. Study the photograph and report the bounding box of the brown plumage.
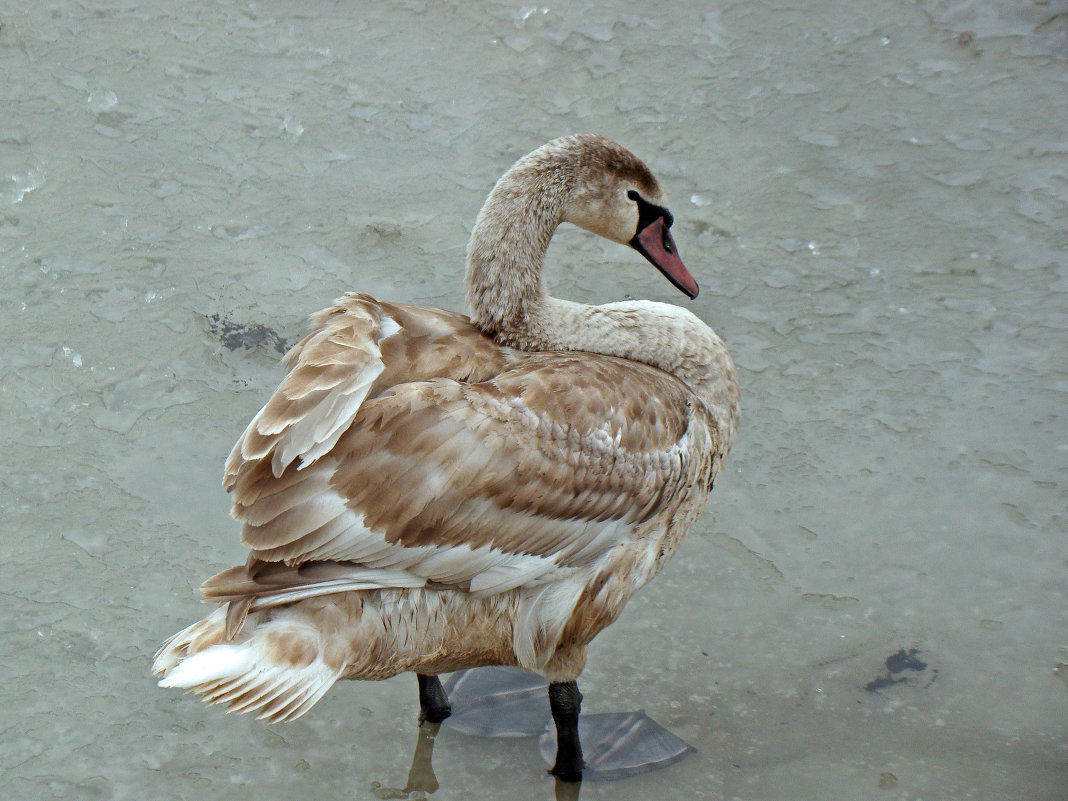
[154,134,739,777]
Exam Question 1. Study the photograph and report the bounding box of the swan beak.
[629,216,699,299]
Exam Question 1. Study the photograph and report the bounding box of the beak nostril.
[628,214,697,299]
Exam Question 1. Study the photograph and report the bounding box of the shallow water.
[2,1,1066,799]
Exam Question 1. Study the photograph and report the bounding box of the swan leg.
[417,673,452,723]
[548,681,584,782]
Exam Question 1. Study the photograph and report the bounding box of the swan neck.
[463,136,740,459]
[465,170,563,347]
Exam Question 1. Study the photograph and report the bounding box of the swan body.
[154,134,739,778]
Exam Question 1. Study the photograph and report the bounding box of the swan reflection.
[373,667,693,799]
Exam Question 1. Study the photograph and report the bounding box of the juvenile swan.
[154,134,740,782]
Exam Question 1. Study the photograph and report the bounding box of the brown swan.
[154,133,740,782]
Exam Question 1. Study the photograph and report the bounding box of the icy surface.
[1,1,1065,799]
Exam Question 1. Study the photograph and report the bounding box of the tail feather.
[203,672,260,705]
[154,606,343,723]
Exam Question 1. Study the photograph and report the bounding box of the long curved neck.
[464,159,740,457]
[465,165,563,348]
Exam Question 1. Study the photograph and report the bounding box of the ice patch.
[5,164,45,205]
[88,89,118,113]
[61,347,83,367]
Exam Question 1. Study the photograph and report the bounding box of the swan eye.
[629,190,673,238]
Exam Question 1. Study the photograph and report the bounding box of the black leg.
[417,673,452,723]
[548,680,584,782]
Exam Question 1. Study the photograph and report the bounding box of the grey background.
[2,1,1065,799]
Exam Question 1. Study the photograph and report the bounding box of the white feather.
[377,314,401,340]
[158,643,252,689]
[155,609,345,723]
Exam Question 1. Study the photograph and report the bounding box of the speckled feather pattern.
[154,134,739,721]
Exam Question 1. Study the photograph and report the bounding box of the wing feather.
[224,301,387,483]
[218,296,713,606]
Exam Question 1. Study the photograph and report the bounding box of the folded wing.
[210,297,713,611]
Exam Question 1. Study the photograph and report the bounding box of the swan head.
[467,135,702,338]
[555,135,699,299]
